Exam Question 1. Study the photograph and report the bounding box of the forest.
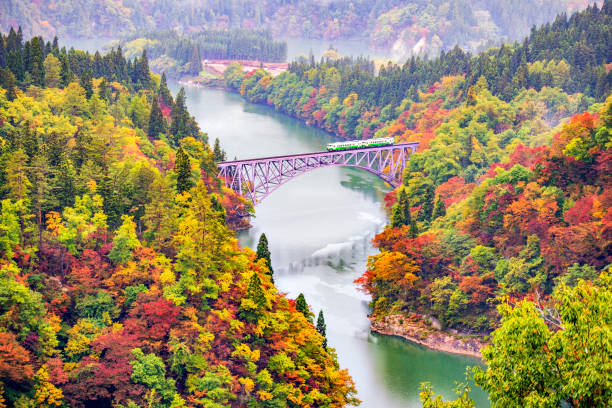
[118,29,287,78]
[0,1,611,408]
[0,30,359,407]
[224,3,612,406]
[0,0,600,56]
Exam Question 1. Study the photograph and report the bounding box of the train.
[326,137,395,151]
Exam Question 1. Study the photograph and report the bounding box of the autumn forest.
[0,1,611,408]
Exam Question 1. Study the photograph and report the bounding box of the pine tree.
[189,44,203,75]
[98,78,110,101]
[390,203,404,228]
[51,36,59,54]
[0,68,17,100]
[420,186,434,222]
[7,50,24,81]
[295,293,312,322]
[29,37,45,87]
[148,97,166,139]
[169,88,188,145]
[79,69,93,99]
[159,72,173,106]
[6,27,21,54]
[98,175,121,227]
[29,154,53,251]
[59,53,72,86]
[175,147,193,194]
[256,233,273,282]
[409,217,419,239]
[240,272,266,323]
[316,310,327,349]
[398,188,411,226]
[212,138,226,162]
[0,36,7,68]
[432,196,446,220]
[136,50,151,89]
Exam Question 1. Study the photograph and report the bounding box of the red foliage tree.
[0,332,34,387]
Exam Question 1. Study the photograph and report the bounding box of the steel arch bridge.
[217,142,419,205]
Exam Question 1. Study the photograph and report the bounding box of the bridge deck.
[218,142,419,165]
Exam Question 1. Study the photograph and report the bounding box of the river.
[169,83,489,408]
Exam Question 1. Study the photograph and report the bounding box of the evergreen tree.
[6,27,22,54]
[240,272,266,323]
[52,160,76,209]
[98,78,110,101]
[432,196,446,220]
[169,88,188,145]
[0,36,7,68]
[79,69,93,99]
[175,147,193,194]
[316,310,327,349]
[98,175,121,227]
[409,217,419,239]
[0,68,17,100]
[398,188,411,226]
[188,44,203,75]
[29,154,53,251]
[7,50,24,81]
[51,36,59,54]
[256,233,273,282]
[420,186,435,222]
[295,293,312,322]
[134,50,151,89]
[148,97,167,139]
[212,138,226,162]
[390,203,404,229]
[159,72,173,106]
[59,53,72,86]
[29,36,45,87]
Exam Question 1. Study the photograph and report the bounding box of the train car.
[326,137,394,151]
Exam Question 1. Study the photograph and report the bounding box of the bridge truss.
[217,142,419,205]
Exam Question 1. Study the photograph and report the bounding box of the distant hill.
[0,0,602,57]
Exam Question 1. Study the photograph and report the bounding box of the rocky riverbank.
[370,314,487,358]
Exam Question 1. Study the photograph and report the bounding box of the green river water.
[169,83,490,408]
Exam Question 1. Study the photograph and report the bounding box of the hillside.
[0,33,359,408]
[0,0,601,56]
[224,3,612,405]
[224,0,612,333]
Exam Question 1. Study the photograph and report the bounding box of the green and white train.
[326,137,395,151]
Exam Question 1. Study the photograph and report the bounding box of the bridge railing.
[217,142,419,204]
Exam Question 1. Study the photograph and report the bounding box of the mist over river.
[168,83,489,407]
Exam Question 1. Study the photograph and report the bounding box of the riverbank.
[370,314,487,358]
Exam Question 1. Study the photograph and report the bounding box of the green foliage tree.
[474,273,612,407]
[108,215,141,265]
[158,72,173,106]
[130,348,179,408]
[295,293,313,323]
[175,147,193,194]
[43,54,61,88]
[79,69,93,99]
[0,68,18,100]
[255,232,273,281]
[148,97,166,139]
[316,310,327,349]
[169,88,188,145]
[432,196,446,220]
[212,138,226,162]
